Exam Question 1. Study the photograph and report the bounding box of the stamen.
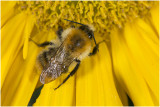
[15,1,156,38]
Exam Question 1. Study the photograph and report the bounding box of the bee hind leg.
[29,38,54,47]
[54,59,80,90]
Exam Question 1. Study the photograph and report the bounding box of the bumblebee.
[30,19,100,90]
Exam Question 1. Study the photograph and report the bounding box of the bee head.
[79,25,94,39]
[64,19,97,46]
[79,25,97,46]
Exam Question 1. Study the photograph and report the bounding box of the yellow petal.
[2,44,39,106]
[1,32,49,106]
[23,36,29,59]
[1,12,26,86]
[111,29,154,105]
[150,2,159,35]
[134,18,159,93]
[34,73,76,106]
[76,41,123,106]
[23,14,35,59]
[1,1,17,27]
[110,6,159,105]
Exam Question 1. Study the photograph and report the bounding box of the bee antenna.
[92,34,97,46]
[64,19,86,26]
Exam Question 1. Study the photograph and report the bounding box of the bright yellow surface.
[110,5,159,106]
[1,1,159,106]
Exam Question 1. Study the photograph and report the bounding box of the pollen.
[15,1,156,38]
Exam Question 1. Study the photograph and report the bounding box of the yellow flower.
[1,1,159,106]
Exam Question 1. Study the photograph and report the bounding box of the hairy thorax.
[39,28,92,84]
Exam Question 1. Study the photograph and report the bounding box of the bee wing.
[40,43,75,84]
[40,67,62,84]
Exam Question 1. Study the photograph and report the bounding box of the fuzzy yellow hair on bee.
[30,19,100,90]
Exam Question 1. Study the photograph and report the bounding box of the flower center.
[15,1,155,37]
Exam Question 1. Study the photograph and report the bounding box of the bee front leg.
[29,38,54,47]
[88,45,99,56]
[88,40,105,56]
[54,59,80,90]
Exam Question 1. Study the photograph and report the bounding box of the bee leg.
[54,59,80,90]
[29,38,54,47]
[56,26,63,41]
[88,44,99,56]
[88,40,105,56]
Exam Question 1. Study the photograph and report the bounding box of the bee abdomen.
[37,51,49,71]
[37,47,57,70]
[40,62,68,84]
